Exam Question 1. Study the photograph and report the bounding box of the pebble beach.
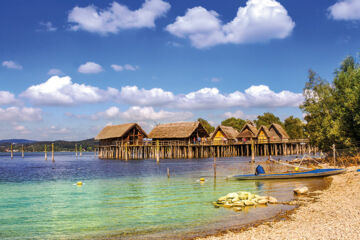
[199,166,360,240]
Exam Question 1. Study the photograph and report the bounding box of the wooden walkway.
[97,139,314,160]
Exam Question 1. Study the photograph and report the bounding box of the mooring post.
[156,140,160,164]
[75,144,78,157]
[251,139,255,162]
[22,144,24,158]
[213,155,216,178]
[80,145,82,157]
[125,143,128,161]
[51,143,54,162]
[45,144,47,160]
[10,143,13,159]
[332,144,336,166]
[167,168,170,178]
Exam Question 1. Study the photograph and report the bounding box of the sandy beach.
[199,166,360,240]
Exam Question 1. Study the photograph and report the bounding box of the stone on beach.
[294,186,309,195]
[215,191,277,210]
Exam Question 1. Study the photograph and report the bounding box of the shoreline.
[197,166,360,240]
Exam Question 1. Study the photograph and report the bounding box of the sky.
[0,0,360,140]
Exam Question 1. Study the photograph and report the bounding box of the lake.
[0,152,327,239]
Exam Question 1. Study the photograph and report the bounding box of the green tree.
[284,116,305,139]
[221,117,246,131]
[198,118,215,134]
[255,112,283,128]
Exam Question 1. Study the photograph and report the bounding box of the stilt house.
[95,123,148,146]
[257,125,271,143]
[211,125,239,144]
[268,123,290,142]
[237,122,258,142]
[149,121,209,144]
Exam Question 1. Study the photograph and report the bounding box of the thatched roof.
[257,125,271,138]
[212,125,239,140]
[238,123,258,138]
[269,123,289,139]
[95,123,148,140]
[149,121,209,139]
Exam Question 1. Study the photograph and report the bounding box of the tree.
[198,118,215,134]
[255,112,283,128]
[284,116,305,139]
[221,117,246,131]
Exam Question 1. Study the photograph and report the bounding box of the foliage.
[221,117,246,131]
[284,116,305,139]
[300,56,360,151]
[255,112,283,128]
[198,118,215,134]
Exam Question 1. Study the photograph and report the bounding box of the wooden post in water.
[51,143,54,162]
[125,143,128,161]
[332,144,336,166]
[45,144,47,160]
[75,144,78,157]
[80,145,82,157]
[251,139,255,162]
[156,140,160,164]
[10,144,13,159]
[167,168,170,178]
[213,149,216,178]
[21,144,24,158]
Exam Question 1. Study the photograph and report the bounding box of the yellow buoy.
[76,181,83,186]
[294,167,299,172]
[200,178,205,182]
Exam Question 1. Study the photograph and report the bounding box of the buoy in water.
[200,178,205,182]
[294,167,299,172]
[76,181,83,186]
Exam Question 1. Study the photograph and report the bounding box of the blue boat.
[231,168,346,180]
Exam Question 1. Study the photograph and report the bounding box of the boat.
[231,168,346,180]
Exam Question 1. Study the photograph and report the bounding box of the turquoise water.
[0,153,326,239]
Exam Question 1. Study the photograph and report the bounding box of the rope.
[269,157,312,170]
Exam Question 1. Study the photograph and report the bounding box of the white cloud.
[38,21,57,32]
[223,110,256,120]
[111,64,139,71]
[211,77,221,83]
[20,75,118,106]
[119,86,175,106]
[166,0,295,48]
[93,106,193,122]
[78,62,103,74]
[0,107,42,122]
[68,0,171,35]
[48,68,63,76]
[0,91,17,105]
[329,0,360,20]
[2,60,23,70]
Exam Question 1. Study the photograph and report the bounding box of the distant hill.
[0,139,37,144]
[0,138,98,152]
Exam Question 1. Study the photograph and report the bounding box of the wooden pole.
[156,140,160,164]
[75,144,78,157]
[52,143,54,162]
[10,144,13,159]
[125,143,128,161]
[167,168,170,178]
[251,139,255,162]
[80,145,82,157]
[213,150,216,178]
[332,144,336,166]
[21,144,24,158]
[45,144,47,160]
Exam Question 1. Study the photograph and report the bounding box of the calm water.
[0,153,327,239]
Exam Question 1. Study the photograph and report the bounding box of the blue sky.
[0,0,359,140]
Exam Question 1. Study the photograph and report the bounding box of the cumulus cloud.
[166,0,295,48]
[78,62,103,74]
[0,91,17,105]
[68,0,171,34]
[329,0,360,20]
[93,106,193,122]
[223,110,256,120]
[38,21,57,32]
[119,86,175,106]
[48,68,63,76]
[0,107,42,122]
[2,60,23,70]
[111,64,139,71]
[20,75,118,106]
